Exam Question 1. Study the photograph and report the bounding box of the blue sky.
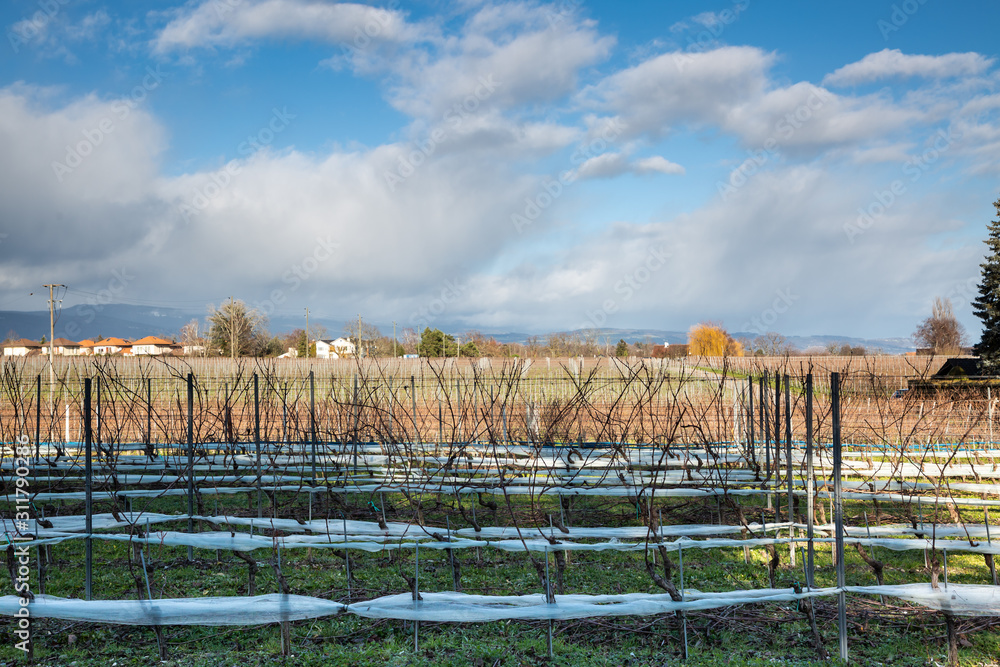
[2,0,999,342]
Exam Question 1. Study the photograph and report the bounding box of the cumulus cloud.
[573,152,684,180]
[453,163,978,336]
[382,4,614,119]
[0,86,167,276]
[824,49,995,87]
[581,46,773,138]
[583,47,929,157]
[153,0,428,54]
[2,4,997,339]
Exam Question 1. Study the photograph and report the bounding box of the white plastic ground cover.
[846,583,1000,616]
[4,584,998,626]
[0,594,344,626]
[8,511,1000,544]
[0,513,187,535]
[14,529,1000,558]
[0,589,828,625]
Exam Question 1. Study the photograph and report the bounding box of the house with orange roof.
[131,336,178,356]
[93,337,130,355]
[77,339,97,355]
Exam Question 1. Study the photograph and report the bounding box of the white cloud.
[633,156,684,174]
[824,49,995,87]
[8,9,111,63]
[153,0,428,54]
[584,47,929,157]
[573,152,684,180]
[0,86,166,270]
[382,4,614,119]
[581,46,774,138]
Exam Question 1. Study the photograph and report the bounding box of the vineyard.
[2,355,1000,666]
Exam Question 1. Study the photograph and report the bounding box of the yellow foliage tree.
[688,322,744,357]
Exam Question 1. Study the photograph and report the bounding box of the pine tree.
[973,196,1000,372]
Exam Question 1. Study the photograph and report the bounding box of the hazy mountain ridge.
[0,306,916,354]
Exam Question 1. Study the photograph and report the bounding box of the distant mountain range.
[0,305,917,354]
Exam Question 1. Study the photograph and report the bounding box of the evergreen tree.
[417,328,457,357]
[974,196,1000,372]
[615,339,628,357]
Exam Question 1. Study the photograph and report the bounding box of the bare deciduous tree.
[748,332,795,356]
[179,319,205,356]
[207,299,269,358]
[913,297,967,354]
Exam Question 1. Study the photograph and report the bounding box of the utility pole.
[43,284,65,400]
[304,307,309,359]
[393,321,397,358]
[357,313,362,359]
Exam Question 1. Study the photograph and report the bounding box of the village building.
[314,337,356,359]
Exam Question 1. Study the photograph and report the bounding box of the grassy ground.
[3,492,1000,666]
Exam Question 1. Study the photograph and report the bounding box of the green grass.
[3,493,1000,666]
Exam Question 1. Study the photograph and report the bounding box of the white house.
[3,339,40,357]
[315,337,356,359]
[93,337,130,355]
[39,338,82,356]
[131,336,177,356]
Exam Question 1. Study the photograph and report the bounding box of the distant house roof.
[7,339,40,348]
[51,338,80,347]
[96,337,130,346]
[933,358,982,378]
[132,336,174,346]
[78,339,97,348]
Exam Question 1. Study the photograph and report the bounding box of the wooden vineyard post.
[774,372,782,508]
[147,377,154,458]
[84,377,93,601]
[254,373,262,519]
[805,373,815,588]
[310,370,317,487]
[761,374,769,488]
[411,375,419,446]
[785,374,794,565]
[832,372,847,662]
[748,376,755,472]
[95,375,101,452]
[34,374,40,471]
[187,373,194,562]
[352,374,359,475]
